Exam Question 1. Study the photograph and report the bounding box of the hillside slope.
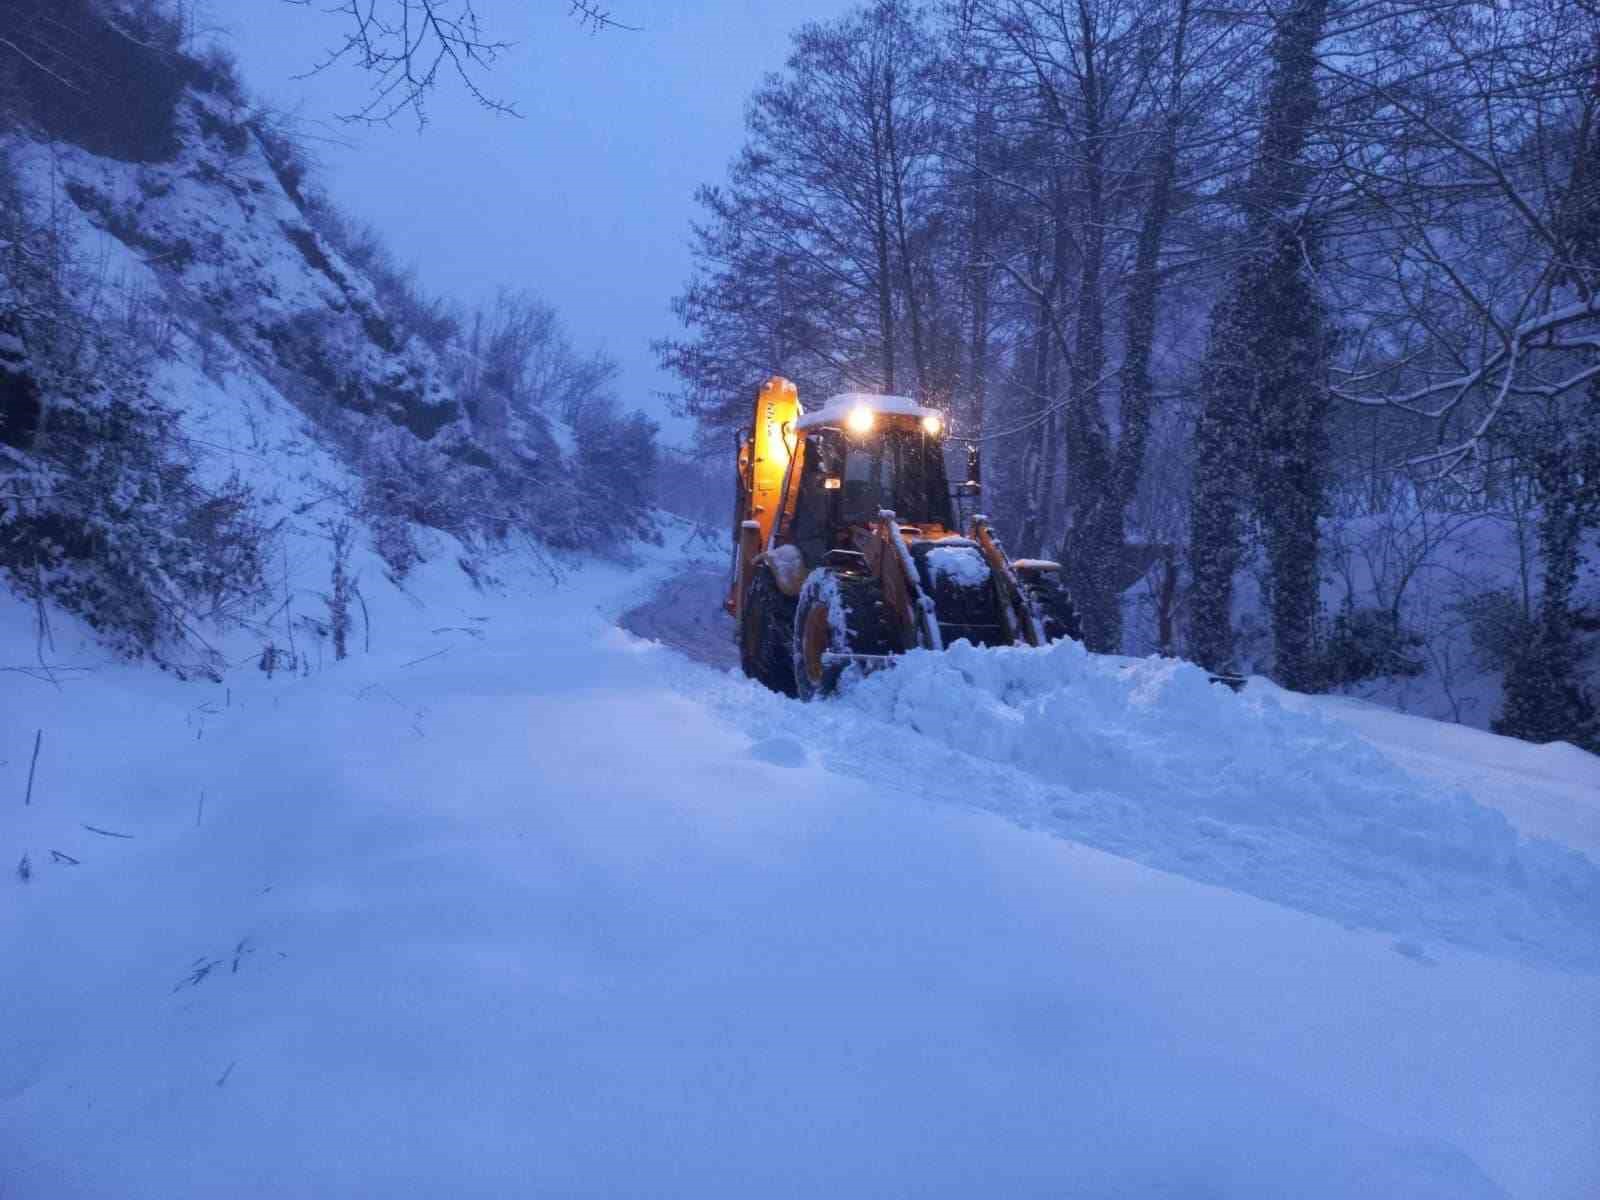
[1,6,653,672]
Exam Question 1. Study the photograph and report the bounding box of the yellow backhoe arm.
[727,376,800,619]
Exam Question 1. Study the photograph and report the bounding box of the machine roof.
[795,392,941,431]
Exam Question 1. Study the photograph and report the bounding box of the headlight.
[847,405,876,435]
[921,414,944,437]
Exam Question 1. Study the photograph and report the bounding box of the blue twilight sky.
[222,1,858,444]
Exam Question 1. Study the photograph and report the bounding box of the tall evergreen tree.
[1187,0,1330,680]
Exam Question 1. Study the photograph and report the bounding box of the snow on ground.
[3,530,1598,1199]
[1271,687,1600,858]
[808,642,1600,972]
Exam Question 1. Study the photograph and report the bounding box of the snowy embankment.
[3,533,1598,1199]
[826,641,1600,970]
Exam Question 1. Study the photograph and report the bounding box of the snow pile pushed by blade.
[827,638,1600,969]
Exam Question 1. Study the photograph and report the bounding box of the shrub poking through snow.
[1314,606,1425,688]
[0,337,271,668]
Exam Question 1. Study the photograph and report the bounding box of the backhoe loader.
[727,376,1080,699]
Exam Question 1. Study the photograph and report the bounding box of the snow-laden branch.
[1333,292,1600,420]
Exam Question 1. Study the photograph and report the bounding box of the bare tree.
[461,290,618,427]
[1322,0,1599,480]
[286,0,638,126]
[659,0,941,439]
[1313,0,1600,736]
[960,0,1260,647]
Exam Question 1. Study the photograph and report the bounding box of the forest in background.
[659,0,1600,750]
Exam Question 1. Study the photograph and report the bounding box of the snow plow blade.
[820,651,895,671]
[830,649,1247,694]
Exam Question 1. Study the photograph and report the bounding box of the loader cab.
[832,426,954,527]
[779,396,955,566]
[733,378,1082,700]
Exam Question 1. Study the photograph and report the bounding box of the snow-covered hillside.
[1,19,656,674]
[3,531,1596,1200]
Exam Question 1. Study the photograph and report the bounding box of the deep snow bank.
[779,639,1600,971]
[1272,686,1600,856]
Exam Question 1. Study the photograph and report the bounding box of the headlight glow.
[847,405,876,435]
[921,414,944,437]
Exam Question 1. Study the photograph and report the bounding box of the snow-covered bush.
[1313,606,1425,689]
[0,136,272,668]
[575,401,660,545]
[1496,636,1599,753]
[0,329,270,667]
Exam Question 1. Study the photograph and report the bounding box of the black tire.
[1015,568,1082,643]
[740,568,797,695]
[792,569,897,701]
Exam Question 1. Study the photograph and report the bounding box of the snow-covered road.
[4,535,1598,1199]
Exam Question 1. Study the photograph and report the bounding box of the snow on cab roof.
[795,392,941,430]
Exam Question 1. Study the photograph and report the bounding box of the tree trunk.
[966,106,993,435]
[1017,232,1056,556]
[870,109,897,393]
[1059,20,1117,652]
[1187,281,1254,673]
[1495,410,1600,752]
[1254,225,1329,691]
[1154,550,1179,656]
[1185,0,1330,677]
[1115,0,1189,512]
[884,64,927,399]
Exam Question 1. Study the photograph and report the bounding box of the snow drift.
[813,638,1600,970]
